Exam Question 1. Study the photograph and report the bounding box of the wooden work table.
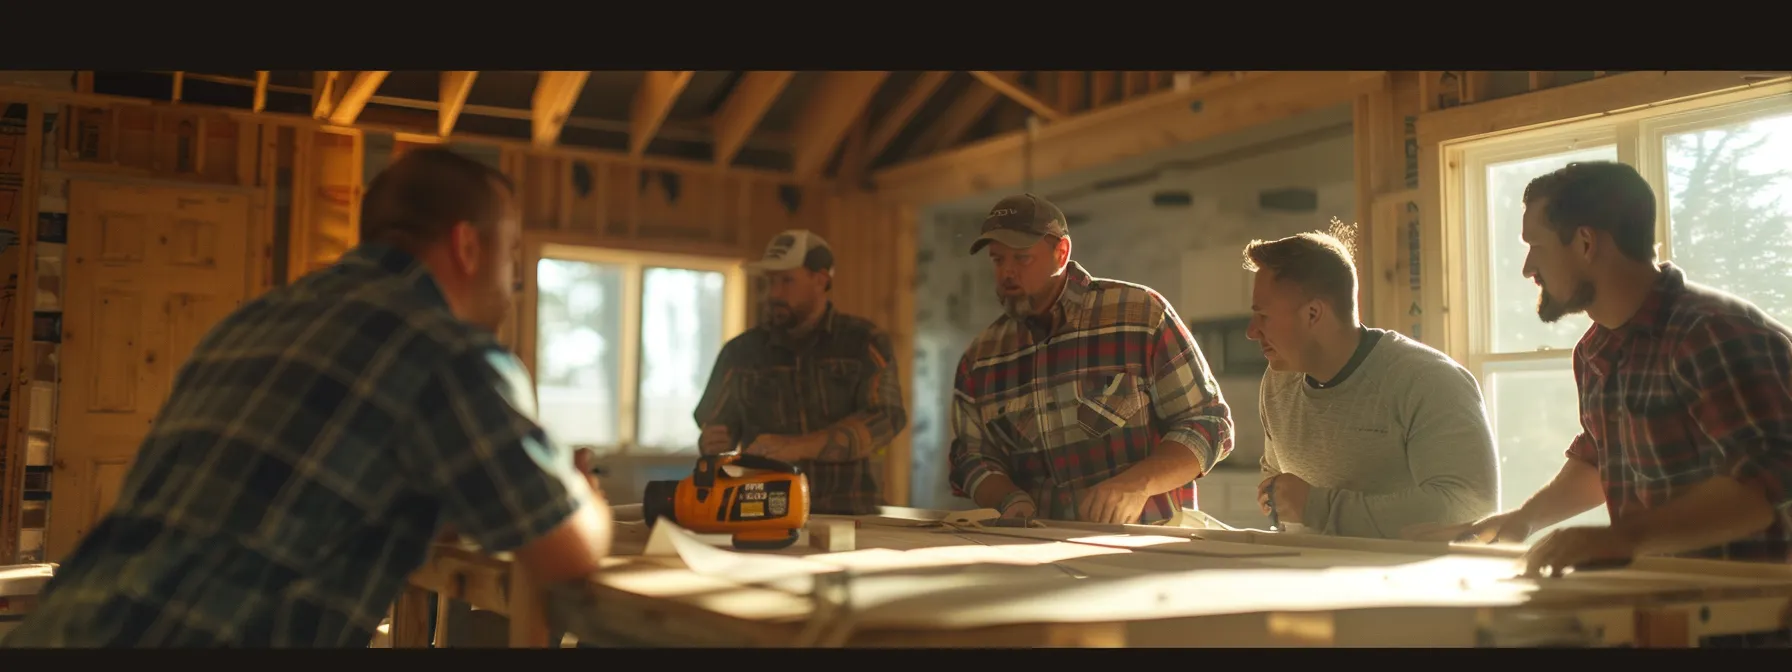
[394,512,1792,648]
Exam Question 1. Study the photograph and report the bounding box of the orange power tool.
[642,452,812,550]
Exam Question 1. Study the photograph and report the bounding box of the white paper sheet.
[0,564,55,597]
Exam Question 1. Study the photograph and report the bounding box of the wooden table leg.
[507,565,551,648]
[391,585,435,648]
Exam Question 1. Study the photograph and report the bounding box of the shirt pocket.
[1074,370,1150,439]
[979,394,1044,457]
[817,359,864,419]
[738,370,791,429]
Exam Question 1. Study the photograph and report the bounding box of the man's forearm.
[1108,439,1207,496]
[787,408,902,464]
[1611,475,1778,557]
[971,473,1028,510]
[1516,459,1606,529]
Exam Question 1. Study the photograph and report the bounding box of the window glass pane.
[1664,109,1792,326]
[1484,146,1616,353]
[535,258,625,447]
[1485,361,1609,538]
[636,267,727,452]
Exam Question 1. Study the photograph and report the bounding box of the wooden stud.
[171,71,184,102]
[531,71,590,149]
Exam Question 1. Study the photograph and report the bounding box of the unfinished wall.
[909,125,1355,511]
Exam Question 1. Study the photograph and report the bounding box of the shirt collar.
[343,243,452,312]
[1617,261,1685,337]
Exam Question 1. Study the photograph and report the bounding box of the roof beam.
[438,71,477,138]
[629,70,695,158]
[311,71,341,119]
[857,71,950,170]
[789,71,890,180]
[327,70,389,126]
[971,71,1064,121]
[531,71,589,148]
[873,71,1388,205]
[252,71,269,113]
[171,71,185,102]
[906,75,1004,158]
[711,70,794,166]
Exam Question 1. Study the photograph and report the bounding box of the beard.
[1537,278,1596,323]
[1000,293,1036,320]
[766,300,795,329]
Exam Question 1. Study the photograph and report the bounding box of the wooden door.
[46,180,252,561]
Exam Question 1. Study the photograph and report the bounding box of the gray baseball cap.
[968,193,1070,254]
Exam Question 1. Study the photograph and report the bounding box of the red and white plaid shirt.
[948,261,1235,524]
[1567,262,1792,562]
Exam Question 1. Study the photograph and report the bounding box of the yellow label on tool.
[741,501,765,518]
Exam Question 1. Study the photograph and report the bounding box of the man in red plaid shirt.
[1423,162,1792,641]
[946,194,1235,525]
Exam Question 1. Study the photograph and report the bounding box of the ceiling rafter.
[629,71,696,158]
[711,71,795,166]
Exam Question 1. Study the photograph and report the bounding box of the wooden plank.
[629,71,695,158]
[969,71,1064,121]
[532,71,590,149]
[874,71,1387,206]
[437,71,477,138]
[856,71,949,173]
[712,71,794,167]
[789,71,890,180]
[1417,71,1782,146]
[252,71,269,113]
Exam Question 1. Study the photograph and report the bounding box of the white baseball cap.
[746,229,835,274]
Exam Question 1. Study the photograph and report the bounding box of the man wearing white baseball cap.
[692,229,908,514]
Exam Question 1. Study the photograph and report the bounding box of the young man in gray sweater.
[1244,225,1499,539]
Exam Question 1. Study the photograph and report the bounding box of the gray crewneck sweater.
[1259,330,1499,539]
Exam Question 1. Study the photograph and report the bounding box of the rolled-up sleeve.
[1143,298,1235,474]
[947,356,1008,499]
[1673,317,1792,510]
[402,347,591,553]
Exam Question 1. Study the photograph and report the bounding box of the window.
[1449,87,1792,539]
[528,242,747,455]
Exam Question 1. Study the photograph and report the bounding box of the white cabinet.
[1179,246,1255,321]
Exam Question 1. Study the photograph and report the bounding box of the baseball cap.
[746,229,835,274]
[968,193,1069,255]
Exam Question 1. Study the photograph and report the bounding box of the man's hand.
[1521,526,1640,578]
[573,448,608,503]
[1077,479,1149,524]
[1257,473,1311,525]
[745,434,813,464]
[1407,509,1535,544]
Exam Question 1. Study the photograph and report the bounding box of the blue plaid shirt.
[2,244,592,648]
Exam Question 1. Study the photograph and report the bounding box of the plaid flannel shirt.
[1,244,592,648]
[1567,262,1792,562]
[693,304,908,515]
[948,261,1234,524]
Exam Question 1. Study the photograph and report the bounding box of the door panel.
[47,180,252,561]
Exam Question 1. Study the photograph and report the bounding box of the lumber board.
[405,511,1792,647]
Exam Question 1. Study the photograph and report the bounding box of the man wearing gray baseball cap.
[692,229,908,515]
[947,194,1235,525]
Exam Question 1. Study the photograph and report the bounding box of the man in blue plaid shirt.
[2,148,614,647]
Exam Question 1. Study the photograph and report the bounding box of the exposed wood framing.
[855,71,950,175]
[907,77,1003,159]
[788,71,890,180]
[171,71,185,102]
[970,71,1064,121]
[327,70,389,127]
[438,71,477,138]
[628,71,695,158]
[875,71,1388,205]
[252,71,269,113]
[531,71,590,149]
[711,71,794,166]
[312,70,341,119]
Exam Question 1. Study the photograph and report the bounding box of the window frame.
[1440,83,1792,524]
[518,233,748,455]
